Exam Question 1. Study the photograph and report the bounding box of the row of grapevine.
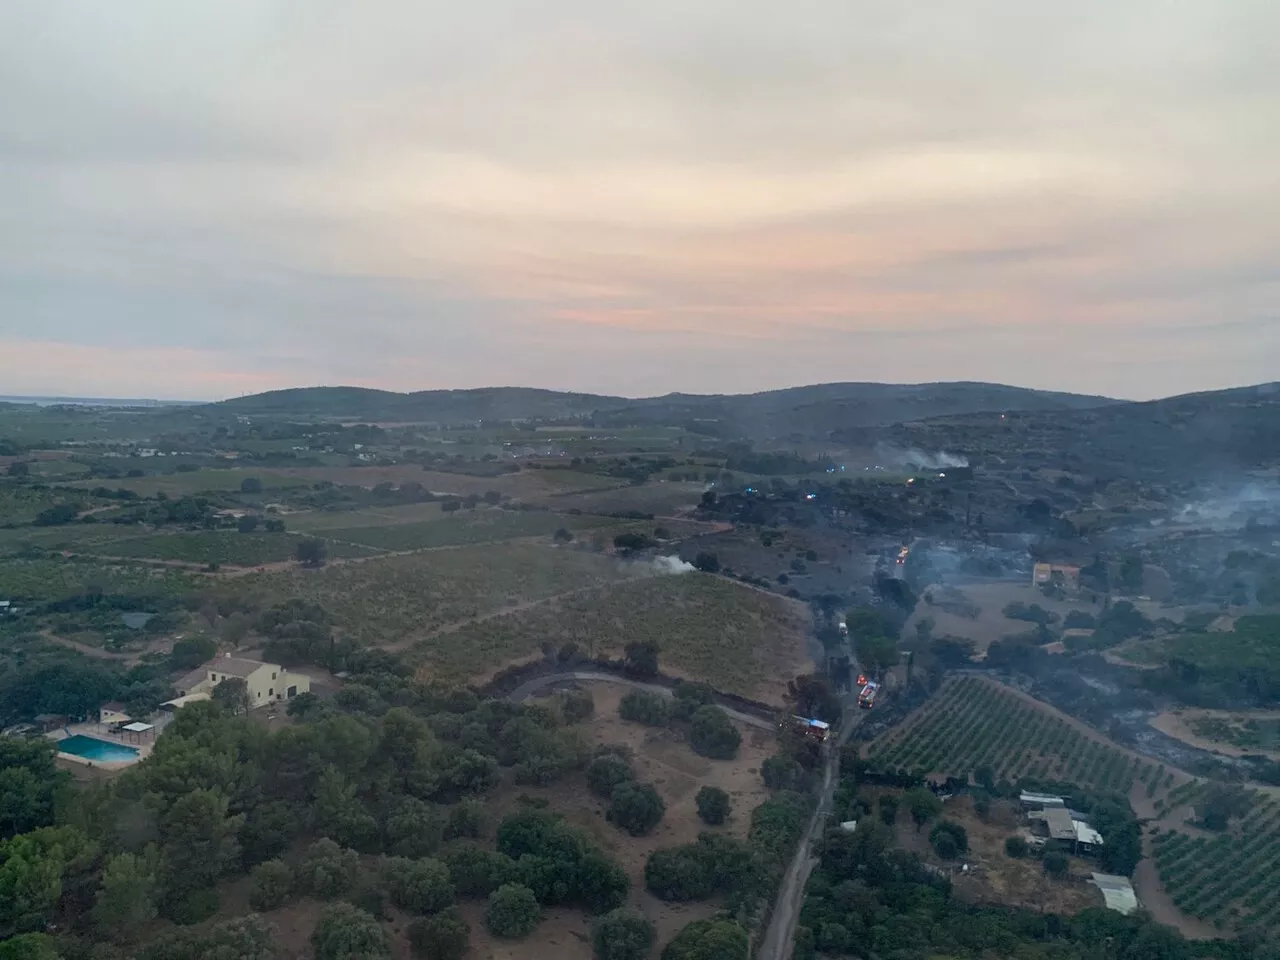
[868,677,1154,795]
[1152,796,1280,934]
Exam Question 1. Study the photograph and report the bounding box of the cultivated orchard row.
[867,677,1156,793]
[1152,799,1280,935]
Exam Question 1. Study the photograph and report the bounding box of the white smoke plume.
[652,556,696,575]
[875,445,970,470]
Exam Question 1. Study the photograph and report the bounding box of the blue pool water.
[57,735,140,763]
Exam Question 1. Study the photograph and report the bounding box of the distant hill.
[214,386,625,422]
[211,381,1115,438]
[866,382,1280,476]
[608,382,1113,439]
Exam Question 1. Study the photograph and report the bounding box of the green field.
[0,556,193,602]
[530,480,708,514]
[78,531,378,566]
[425,572,809,696]
[1152,783,1280,934]
[868,676,1155,793]
[1188,714,1280,753]
[0,485,91,525]
[0,522,145,552]
[69,468,307,497]
[225,541,641,652]
[1162,616,1280,673]
[316,510,618,551]
[284,501,448,532]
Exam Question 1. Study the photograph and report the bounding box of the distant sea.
[0,395,203,408]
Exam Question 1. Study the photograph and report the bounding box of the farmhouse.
[172,655,310,709]
[1032,562,1081,590]
[1022,793,1105,853]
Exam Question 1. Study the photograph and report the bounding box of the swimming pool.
[57,735,140,763]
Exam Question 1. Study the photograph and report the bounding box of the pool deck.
[47,719,164,771]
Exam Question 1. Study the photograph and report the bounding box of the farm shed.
[1090,874,1138,915]
[1031,806,1077,842]
[1020,792,1066,810]
[1074,821,1105,849]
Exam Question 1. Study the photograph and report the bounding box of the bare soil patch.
[907,581,1104,656]
[1149,709,1280,761]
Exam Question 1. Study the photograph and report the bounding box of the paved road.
[506,670,776,730]
[757,707,864,960]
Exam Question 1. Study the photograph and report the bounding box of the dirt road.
[757,708,864,960]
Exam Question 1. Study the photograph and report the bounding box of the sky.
[2,1,1278,402]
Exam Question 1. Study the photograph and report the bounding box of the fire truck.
[857,681,880,710]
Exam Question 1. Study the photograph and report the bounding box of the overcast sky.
[2,1,1277,401]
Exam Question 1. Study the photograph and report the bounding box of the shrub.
[312,903,390,960]
[879,795,899,826]
[608,781,666,837]
[587,754,635,798]
[1005,836,1028,859]
[689,705,741,760]
[622,640,660,678]
[670,681,715,721]
[444,845,518,898]
[1043,851,1069,876]
[248,859,293,912]
[757,757,798,793]
[298,839,360,899]
[929,821,968,860]
[761,755,802,791]
[619,691,671,727]
[486,883,541,939]
[381,856,454,915]
[592,908,657,960]
[163,888,219,926]
[445,800,484,841]
[695,787,730,826]
[407,906,470,960]
[644,834,757,903]
[662,918,748,960]
[645,847,714,902]
[560,688,595,724]
[1064,610,1097,629]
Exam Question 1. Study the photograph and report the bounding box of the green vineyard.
[1151,785,1280,934]
[868,676,1155,793]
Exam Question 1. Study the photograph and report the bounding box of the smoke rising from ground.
[651,556,697,575]
[875,445,970,471]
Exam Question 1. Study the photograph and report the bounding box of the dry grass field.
[430,573,812,700]
[225,541,645,654]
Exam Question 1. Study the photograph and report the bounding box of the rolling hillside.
[212,380,1115,436]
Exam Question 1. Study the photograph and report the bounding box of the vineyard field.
[868,676,1155,794]
[1151,786,1280,936]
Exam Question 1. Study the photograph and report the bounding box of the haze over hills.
[213,381,1117,437]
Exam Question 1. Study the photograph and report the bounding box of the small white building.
[173,655,311,709]
[99,702,132,726]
